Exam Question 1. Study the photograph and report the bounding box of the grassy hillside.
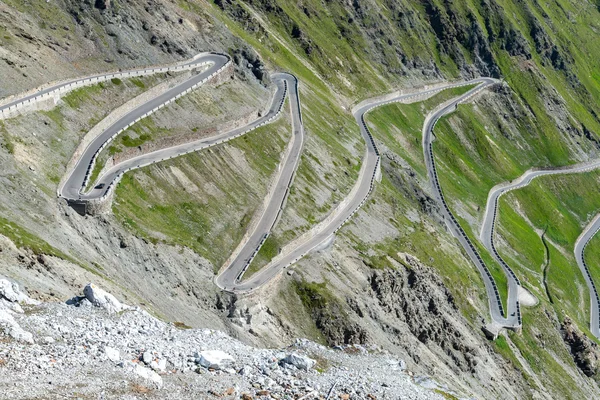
[495,172,600,332]
[113,103,291,271]
[364,89,600,400]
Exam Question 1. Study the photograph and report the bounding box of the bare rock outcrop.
[0,285,440,399]
[368,253,478,373]
[561,317,600,377]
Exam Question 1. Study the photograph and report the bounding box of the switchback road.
[2,52,534,328]
[220,79,503,300]
[420,78,521,328]
[58,53,230,200]
[480,161,600,337]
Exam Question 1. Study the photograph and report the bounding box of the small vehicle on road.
[94,183,105,190]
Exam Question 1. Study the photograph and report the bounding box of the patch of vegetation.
[130,78,146,89]
[245,235,280,277]
[173,321,192,329]
[365,84,476,178]
[433,389,460,400]
[84,157,106,192]
[113,113,290,271]
[121,134,151,148]
[108,146,122,156]
[62,83,106,109]
[294,280,335,312]
[111,77,122,85]
[0,216,73,262]
[0,123,14,154]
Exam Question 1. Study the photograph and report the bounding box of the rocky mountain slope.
[1,0,600,398]
[1,278,444,399]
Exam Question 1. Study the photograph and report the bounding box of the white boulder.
[142,351,153,365]
[0,279,39,305]
[83,283,129,313]
[281,353,315,370]
[0,309,34,344]
[122,361,163,388]
[105,346,120,362]
[197,350,235,370]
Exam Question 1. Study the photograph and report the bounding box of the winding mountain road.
[3,51,556,329]
[419,78,521,328]
[480,161,600,337]
[219,78,503,297]
[215,73,304,289]
[58,53,231,200]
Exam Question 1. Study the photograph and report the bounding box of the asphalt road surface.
[420,78,522,328]
[58,53,230,200]
[481,161,600,336]
[214,73,303,290]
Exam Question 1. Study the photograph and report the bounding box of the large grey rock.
[83,283,129,313]
[281,353,315,371]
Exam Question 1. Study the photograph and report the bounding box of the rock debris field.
[0,278,444,399]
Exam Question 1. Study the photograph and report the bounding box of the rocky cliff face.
[273,251,529,398]
[562,317,600,377]
[368,256,478,373]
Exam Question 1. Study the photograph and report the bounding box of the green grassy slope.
[495,171,600,332]
[113,106,291,271]
[364,89,600,400]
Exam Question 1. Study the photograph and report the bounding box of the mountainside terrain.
[1,0,600,398]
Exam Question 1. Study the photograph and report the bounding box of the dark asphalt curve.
[221,79,502,299]
[215,73,303,290]
[575,215,600,338]
[0,52,221,118]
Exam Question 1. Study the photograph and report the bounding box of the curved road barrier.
[215,73,303,287]
[58,53,232,200]
[480,161,600,337]
[0,52,222,120]
[417,78,521,329]
[575,215,600,338]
